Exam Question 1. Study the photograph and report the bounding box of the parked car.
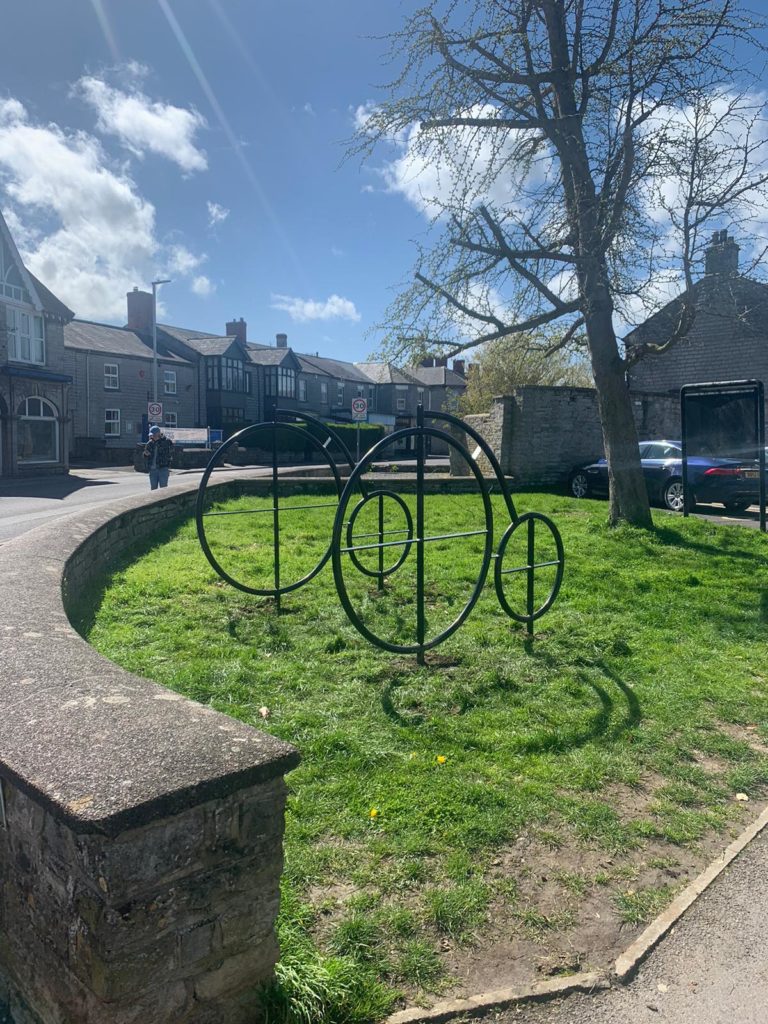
[568,440,760,512]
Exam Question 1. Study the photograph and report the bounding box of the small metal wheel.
[494,513,564,627]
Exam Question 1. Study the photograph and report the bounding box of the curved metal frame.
[195,403,566,656]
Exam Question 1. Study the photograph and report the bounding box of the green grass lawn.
[76,490,768,1022]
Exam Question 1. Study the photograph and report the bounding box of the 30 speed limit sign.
[351,397,368,421]
[148,401,163,420]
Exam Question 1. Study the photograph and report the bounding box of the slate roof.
[355,362,417,385]
[407,364,467,387]
[246,344,299,367]
[65,320,190,362]
[157,325,238,356]
[297,353,372,382]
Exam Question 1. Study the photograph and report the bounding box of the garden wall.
[0,481,300,1023]
[452,386,680,485]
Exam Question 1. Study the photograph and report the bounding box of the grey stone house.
[0,210,74,478]
[627,232,768,398]
[64,320,195,459]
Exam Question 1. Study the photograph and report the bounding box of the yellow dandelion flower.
[369,807,379,819]
[436,755,447,765]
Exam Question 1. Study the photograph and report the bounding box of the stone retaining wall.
[0,480,300,1023]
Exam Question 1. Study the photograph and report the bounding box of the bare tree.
[355,0,768,526]
[459,331,593,414]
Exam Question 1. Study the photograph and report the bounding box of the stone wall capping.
[0,476,300,840]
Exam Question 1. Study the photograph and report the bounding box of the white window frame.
[164,411,178,429]
[396,384,408,412]
[17,397,59,463]
[320,381,328,404]
[6,305,45,365]
[298,378,308,402]
[163,369,177,395]
[336,381,345,405]
[104,409,121,436]
[104,363,119,390]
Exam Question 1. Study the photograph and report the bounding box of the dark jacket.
[144,434,174,468]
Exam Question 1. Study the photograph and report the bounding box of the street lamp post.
[151,278,171,406]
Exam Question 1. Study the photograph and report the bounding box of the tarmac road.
[0,464,254,544]
[474,826,768,1024]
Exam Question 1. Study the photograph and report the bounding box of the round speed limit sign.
[351,397,368,420]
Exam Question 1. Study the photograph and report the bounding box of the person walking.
[143,425,174,489]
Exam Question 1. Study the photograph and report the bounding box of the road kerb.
[614,802,768,982]
[385,972,609,1024]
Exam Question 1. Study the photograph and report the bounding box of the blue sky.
[2,2,767,365]
[0,0,424,362]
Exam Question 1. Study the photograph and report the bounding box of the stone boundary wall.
[450,387,680,486]
[0,480,300,1024]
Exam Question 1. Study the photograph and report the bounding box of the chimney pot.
[704,230,739,276]
[226,318,247,343]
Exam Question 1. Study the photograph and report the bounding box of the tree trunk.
[585,304,653,528]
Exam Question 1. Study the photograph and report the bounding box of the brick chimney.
[705,230,739,276]
[126,288,153,332]
[226,317,247,344]
[452,359,465,376]
[276,333,288,348]
[420,357,435,368]
[435,357,448,368]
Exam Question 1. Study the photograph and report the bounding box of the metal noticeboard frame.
[680,379,766,533]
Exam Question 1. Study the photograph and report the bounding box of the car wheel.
[570,471,590,498]
[724,500,751,513]
[662,477,687,512]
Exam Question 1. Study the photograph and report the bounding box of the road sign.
[148,401,163,420]
[351,397,368,421]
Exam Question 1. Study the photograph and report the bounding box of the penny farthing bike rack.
[332,406,565,664]
[195,408,363,610]
[196,404,565,660]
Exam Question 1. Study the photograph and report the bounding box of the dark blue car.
[569,440,759,512]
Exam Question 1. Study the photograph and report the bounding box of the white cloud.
[0,98,26,126]
[191,274,215,297]
[271,293,361,323]
[303,102,316,116]
[375,104,551,218]
[207,200,229,226]
[0,100,204,320]
[76,74,208,173]
[167,244,203,275]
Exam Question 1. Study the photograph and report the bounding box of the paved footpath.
[480,826,768,1024]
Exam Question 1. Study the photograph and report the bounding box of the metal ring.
[494,512,564,623]
[345,489,414,579]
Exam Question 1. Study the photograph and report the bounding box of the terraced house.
[0,211,74,477]
[0,207,466,477]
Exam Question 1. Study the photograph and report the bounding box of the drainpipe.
[85,351,91,443]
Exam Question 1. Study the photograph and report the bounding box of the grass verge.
[75,490,768,1020]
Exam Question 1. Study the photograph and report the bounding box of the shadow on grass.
[652,523,765,562]
[379,656,642,756]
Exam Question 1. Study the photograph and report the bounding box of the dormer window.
[7,306,45,365]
